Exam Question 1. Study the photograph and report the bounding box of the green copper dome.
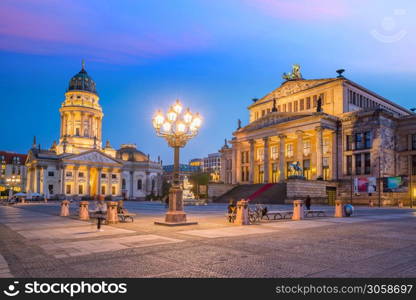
[67,60,97,95]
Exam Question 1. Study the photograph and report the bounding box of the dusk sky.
[1,0,415,164]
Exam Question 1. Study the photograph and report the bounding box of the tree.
[189,172,210,198]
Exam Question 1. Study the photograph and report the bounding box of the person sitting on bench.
[227,199,237,222]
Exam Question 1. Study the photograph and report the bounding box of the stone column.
[118,169,122,196]
[129,171,134,199]
[316,126,324,179]
[249,139,255,184]
[61,166,66,195]
[235,145,241,183]
[97,168,102,196]
[88,115,93,137]
[107,169,112,196]
[98,117,102,142]
[60,115,64,137]
[263,137,269,183]
[331,130,338,180]
[74,166,79,195]
[296,130,303,168]
[279,134,286,181]
[71,112,75,136]
[42,166,48,197]
[231,146,237,184]
[85,166,90,196]
[36,166,41,193]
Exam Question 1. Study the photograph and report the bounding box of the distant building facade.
[220,66,416,205]
[25,62,162,200]
[0,151,27,196]
[162,164,200,184]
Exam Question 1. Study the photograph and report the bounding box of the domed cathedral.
[25,62,163,200]
[56,60,105,155]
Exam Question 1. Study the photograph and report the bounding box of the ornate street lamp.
[152,99,202,225]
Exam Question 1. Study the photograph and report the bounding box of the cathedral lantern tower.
[57,61,103,154]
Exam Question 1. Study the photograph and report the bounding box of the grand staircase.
[214,183,287,204]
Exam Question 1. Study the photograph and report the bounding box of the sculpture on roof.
[282,64,303,81]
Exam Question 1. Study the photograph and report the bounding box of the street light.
[6,175,21,199]
[152,99,202,224]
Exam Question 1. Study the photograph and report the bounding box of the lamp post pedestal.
[165,185,186,223]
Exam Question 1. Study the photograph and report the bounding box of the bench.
[304,210,326,217]
[263,210,293,220]
[118,209,136,222]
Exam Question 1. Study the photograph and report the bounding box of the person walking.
[305,195,311,211]
[94,195,107,231]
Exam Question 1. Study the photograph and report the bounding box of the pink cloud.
[242,0,350,20]
[0,0,212,63]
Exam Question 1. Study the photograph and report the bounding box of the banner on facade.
[354,177,376,194]
[383,176,408,192]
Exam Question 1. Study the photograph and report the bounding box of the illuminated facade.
[25,62,162,199]
[0,151,27,195]
[220,66,416,205]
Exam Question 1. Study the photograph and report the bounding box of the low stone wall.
[285,179,329,204]
[208,183,236,199]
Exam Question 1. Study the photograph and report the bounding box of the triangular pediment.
[64,150,122,165]
[252,78,338,107]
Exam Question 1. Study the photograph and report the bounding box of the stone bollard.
[106,201,119,224]
[60,200,70,216]
[235,199,249,225]
[292,200,304,220]
[334,200,343,218]
[79,201,90,220]
[44,198,48,203]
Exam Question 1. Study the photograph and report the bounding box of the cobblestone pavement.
[0,201,415,278]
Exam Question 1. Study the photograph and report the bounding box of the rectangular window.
[257,148,264,161]
[78,172,84,178]
[101,186,105,195]
[112,186,116,195]
[48,171,54,177]
[346,135,353,151]
[300,99,304,111]
[364,153,371,174]
[112,174,117,179]
[286,143,293,158]
[283,104,287,112]
[66,184,71,194]
[364,131,372,149]
[303,159,311,179]
[303,140,311,156]
[78,185,83,194]
[288,102,292,112]
[412,155,416,176]
[271,146,278,160]
[355,133,363,150]
[306,97,311,109]
[320,93,325,104]
[261,110,265,117]
[355,154,362,175]
[66,171,72,177]
[294,101,298,112]
[412,135,416,150]
[313,95,317,108]
[323,157,329,167]
[48,184,54,194]
[101,173,107,179]
[271,163,278,182]
[346,155,352,175]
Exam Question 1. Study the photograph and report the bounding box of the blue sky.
[1,0,415,164]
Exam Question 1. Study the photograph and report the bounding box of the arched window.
[122,179,126,189]
[137,179,142,190]
[151,179,155,192]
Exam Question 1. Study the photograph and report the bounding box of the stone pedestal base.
[106,201,118,224]
[79,201,89,221]
[60,200,70,217]
[235,199,249,225]
[154,185,198,226]
[334,200,343,218]
[292,200,304,220]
